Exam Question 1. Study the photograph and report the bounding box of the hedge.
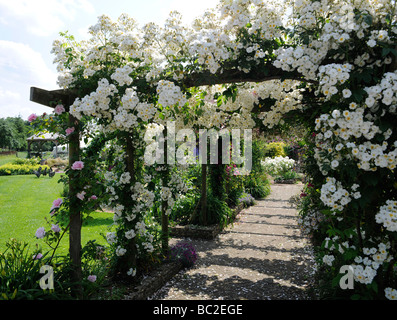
[0,163,50,176]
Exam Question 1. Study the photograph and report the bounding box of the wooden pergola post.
[67,113,82,297]
[161,127,169,253]
[125,134,138,269]
[30,87,83,298]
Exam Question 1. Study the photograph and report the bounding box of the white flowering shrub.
[261,156,295,176]
[297,208,328,237]
[27,0,397,299]
[376,200,397,232]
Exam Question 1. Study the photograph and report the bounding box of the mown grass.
[0,174,113,255]
[0,153,25,166]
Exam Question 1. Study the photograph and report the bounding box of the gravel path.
[150,183,316,300]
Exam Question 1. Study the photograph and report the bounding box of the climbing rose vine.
[29,0,397,299]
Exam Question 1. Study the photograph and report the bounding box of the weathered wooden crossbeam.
[30,87,78,109]
[182,67,285,88]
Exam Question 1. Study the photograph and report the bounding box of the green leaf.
[379,120,392,132]
[352,89,366,102]
[363,14,373,26]
[351,294,362,300]
[382,47,391,57]
[369,281,378,294]
[365,173,379,186]
[332,274,342,288]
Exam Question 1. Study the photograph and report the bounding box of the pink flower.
[90,195,98,200]
[51,198,63,210]
[51,224,61,233]
[28,113,37,122]
[77,191,86,200]
[33,253,43,260]
[87,275,97,282]
[54,104,65,115]
[65,127,75,136]
[35,227,46,239]
[71,161,84,170]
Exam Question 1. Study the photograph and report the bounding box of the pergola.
[27,132,60,158]
[28,65,282,296]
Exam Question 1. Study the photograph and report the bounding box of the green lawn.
[0,174,114,255]
[0,152,28,166]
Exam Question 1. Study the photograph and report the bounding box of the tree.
[0,118,16,150]
[0,117,30,151]
[9,117,29,150]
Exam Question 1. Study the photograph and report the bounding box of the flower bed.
[0,163,50,176]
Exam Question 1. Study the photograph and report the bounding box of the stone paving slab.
[150,183,316,300]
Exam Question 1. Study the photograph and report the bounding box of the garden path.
[150,183,316,300]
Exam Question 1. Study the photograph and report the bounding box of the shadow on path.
[151,183,315,300]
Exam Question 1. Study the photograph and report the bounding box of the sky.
[0,0,219,120]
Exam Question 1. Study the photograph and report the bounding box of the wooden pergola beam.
[181,66,284,88]
[30,87,78,109]
[30,66,306,111]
